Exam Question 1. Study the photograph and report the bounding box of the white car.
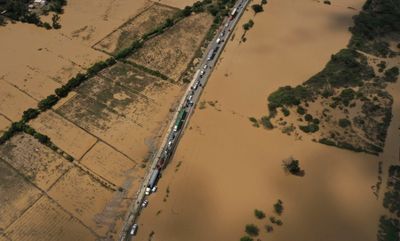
[130,224,138,235]
[151,186,158,193]
[200,70,205,77]
[203,64,208,70]
[141,200,149,208]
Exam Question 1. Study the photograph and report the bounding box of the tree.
[273,199,284,215]
[261,0,267,4]
[43,22,52,30]
[254,209,265,219]
[338,118,351,128]
[51,14,61,29]
[240,236,253,241]
[245,224,259,236]
[22,108,40,122]
[38,95,59,111]
[251,4,263,14]
[282,157,304,176]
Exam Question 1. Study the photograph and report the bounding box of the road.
[119,0,250,239]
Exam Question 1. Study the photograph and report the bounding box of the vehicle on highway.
[173,109,188,132]
[152,186,158,193]
[200,70,205,77]
[203,64,208,69]
[130,224,138,235]
[207,50,214,61]
[220,31,225,37]
[216,38,222,44]
[141,200,148,208]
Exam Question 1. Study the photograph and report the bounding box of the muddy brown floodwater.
[134,0,400,241]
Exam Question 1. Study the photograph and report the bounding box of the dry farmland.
[128,12,214,81]
[0,0,214,239]
[94,3,179,55]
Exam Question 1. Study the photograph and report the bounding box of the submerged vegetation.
[264,0,399,155]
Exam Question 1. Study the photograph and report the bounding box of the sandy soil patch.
[30,110,98,160]
[0,160,42,230]
[133,1,388,241]
[156,0,197,9]
[48,167,114,236]
[0,79,37,121]
[129,12,213,81]
[80,141,139,186]
[0,133,71,191]
[4,196,97,241]
[95,3,178,54]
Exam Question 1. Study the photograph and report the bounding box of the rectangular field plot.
[0,133,72,190]
[94,3,178,54]
[0,160,42,230]
[5,196,97,241]
[57,73,181,160]
[77,75,142,114]
[80,141,142,187]
[0,80,37,121]
[48,167,115,236]
[30,110,98,160]
[128,12,213,81]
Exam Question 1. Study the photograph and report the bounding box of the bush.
[38,95,59,111]
[245,224,259,237]
[33,132,50,144]
[22,108,40,122]
[323,0,331,4]
[296,106,306,115]
[377,216,400,241]
[261,116,273,129]
[240,236,253,241]
[251,4,263,14]
[338,118,351,128]
[254,209,265,219]
[384,67,399,83]
[299,123,319,133]
[243,19,254,31]
[273,199,283,215]
[281,107,290,117]
[304,114,313,122]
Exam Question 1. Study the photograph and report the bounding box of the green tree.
[251,4,263,14]
[22,108,40,122]
[254,209,265,219]
[52,14,61,29]
[273,199,284,215]
[240,236,253,241]
[245,224,259,236]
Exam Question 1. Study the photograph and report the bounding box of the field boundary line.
[0,157,45,231]
[77,138,100,162]
[91,2,156,54]
[0,113,12,123]
[53,109,140,165]
[0,78,39,102]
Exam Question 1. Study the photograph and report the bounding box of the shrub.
[245,224,259,237]
[299,123,319,133]
[338,118,351,128]
[33,132,50,144]
[296,106,306,115]
[43,22,52,30]
[51,14,61,29]
[304,114,313,122]
[249,117,259,127]
[261,116,273,129]
[281,107,290,116]
[240,236,253,241]
[22,108,40,122]
[254,209,265,219]
[283,157,302,175]
[273,199,284,215]
[323,0,331,4]
[243,19,254,31]
[251,4,263,14]
[261,0,268,4]
[384,67,399,83]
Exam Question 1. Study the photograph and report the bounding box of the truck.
[207,49,214,61]
[147,169,160,191]
[173,109,187,132]
[231,7,237,17]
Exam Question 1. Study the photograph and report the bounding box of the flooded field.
[133,0,399,241]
